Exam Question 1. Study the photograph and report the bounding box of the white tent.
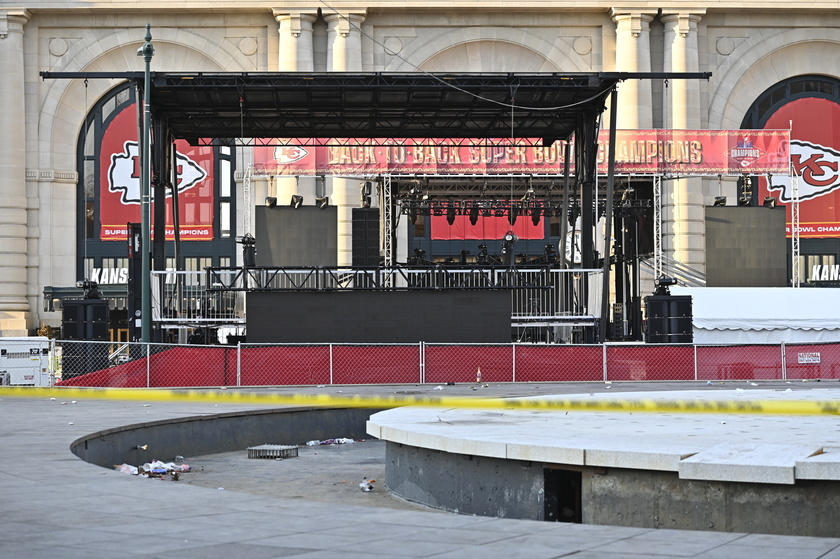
[669,287,840,344]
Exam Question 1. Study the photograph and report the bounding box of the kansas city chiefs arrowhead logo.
[273,145,309,164]
[108,141,207,205]
[768,139,840,203]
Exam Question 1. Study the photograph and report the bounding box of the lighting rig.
[399,194,567,226]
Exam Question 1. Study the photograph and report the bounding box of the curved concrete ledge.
[368,390,840,537]
[72,406,383,468]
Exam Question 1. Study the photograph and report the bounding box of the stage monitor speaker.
[352,207,380,267]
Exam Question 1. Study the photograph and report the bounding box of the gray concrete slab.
[2,381,840,558]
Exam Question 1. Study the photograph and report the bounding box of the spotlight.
[737,196,751,207]
[713,196,726,207]
[446,204,456,226]
[763,196,777,208]
[469,205,480,225]
[290,195,304,208]
[530,204,541,226]
[509,204,519,225]
[654,276,678,296]
[316,196,329,209]
[265,197,277,208]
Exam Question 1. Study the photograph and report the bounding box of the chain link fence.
[51,340,840,388]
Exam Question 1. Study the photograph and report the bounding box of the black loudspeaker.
[127,222,143,341]
[644,295,692,343]
[352,207,380,267]
[62,299,110,341]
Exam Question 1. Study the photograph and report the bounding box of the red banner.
[252,130,790,176]
[99,104,215,241]
[430,214,544,240]
[759,97,840,239]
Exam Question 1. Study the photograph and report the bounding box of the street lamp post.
[137,24,154,342]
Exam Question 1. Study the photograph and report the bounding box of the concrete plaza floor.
[3,381,840,558]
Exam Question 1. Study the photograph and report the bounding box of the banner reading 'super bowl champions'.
[98,104,215,241]
[253,130,790,176]
[761,97,840,239]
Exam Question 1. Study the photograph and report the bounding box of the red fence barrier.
[54,341,840,388]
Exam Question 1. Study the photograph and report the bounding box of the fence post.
[694,344,698,381]
[145,342,150,388]
[237,341,242,387]
[602,342,608,382]
[329,343,334,385]
[512,343,516,383]
[781,342,787,381]
[420,341,425,384]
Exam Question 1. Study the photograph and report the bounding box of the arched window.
[76,82,236,281]
[740,75,840,129]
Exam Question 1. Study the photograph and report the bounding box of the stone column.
[661,11,705,273]
[325,11,366,266]
[275,12,316,72]
[0,9,31,334]
[612,11,655,129]
[273,13,318,210]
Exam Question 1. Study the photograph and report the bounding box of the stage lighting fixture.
[469,205,479,226]
[763,196,777,208]
[737,196,751,206]
[509,204,519,225]
[316,196,329,209]
[446,204,456,225]
[290,195,304,208]
[530,205,541,226]
[713,196,726,207]
[265,197,277,208]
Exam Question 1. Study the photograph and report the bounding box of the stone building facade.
[3,1,840,335]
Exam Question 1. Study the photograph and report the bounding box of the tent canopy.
[670,287,840,344]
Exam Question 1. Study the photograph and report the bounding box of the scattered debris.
[750,382,758,386]
[134,444,148,451]
[359,477,376,492]
[114,459,191,480]
[475,367,482,383]
[305,438,356,446]
[115,463,138,475]
[434,385,444,390]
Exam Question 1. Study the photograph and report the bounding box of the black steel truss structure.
[42,71,708,146]
[42,68,710,342]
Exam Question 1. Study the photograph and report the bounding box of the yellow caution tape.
[1,386,839,416]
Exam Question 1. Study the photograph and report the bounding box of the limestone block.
[679,443,823,484]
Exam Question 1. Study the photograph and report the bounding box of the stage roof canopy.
[42,71,709,146]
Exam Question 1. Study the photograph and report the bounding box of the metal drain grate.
[246,444,299,459]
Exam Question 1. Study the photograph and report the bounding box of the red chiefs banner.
[759,97,840,239]
[99,104,215,241]
[252,130,789,176]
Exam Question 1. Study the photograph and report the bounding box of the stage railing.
[151,267,602,331]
